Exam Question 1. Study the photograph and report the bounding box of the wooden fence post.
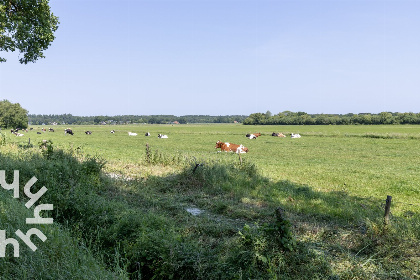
[384,195,392,225]
[238,153,242,165]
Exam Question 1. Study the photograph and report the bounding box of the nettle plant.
[38,140,53,159]
[238,208,297,267]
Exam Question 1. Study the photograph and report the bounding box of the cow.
[37,132,42,134]
[215,140,249,153]
[64,128,74,135]
[291,133,301,138]
[272,132,286,137]
[246,133,261,139]
[128,132,137,136]
[85,131,92,135]
[49,128,55,132]
[145,132,151,136]
[158,134,168,138]
[110,130,115,133]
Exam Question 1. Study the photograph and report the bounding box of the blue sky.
[1,0,419,116]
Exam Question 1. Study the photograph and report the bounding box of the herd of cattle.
[9,128,301,154]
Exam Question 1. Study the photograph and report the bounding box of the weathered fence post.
[384,195,392,225]
[238,153,242,165]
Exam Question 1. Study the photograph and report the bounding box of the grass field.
[8,124,420,215]
[2,124,420,279]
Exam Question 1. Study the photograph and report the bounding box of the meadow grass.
[2,124,420,279]
[9,124,420,215]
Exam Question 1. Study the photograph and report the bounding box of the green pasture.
[7,124,420,217]
[2,124,420,279]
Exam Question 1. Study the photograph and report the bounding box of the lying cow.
[128,132,137,136]
[246,133,261,139]
[272,132,286,137]
[64,128,74,135]
[291,133,301,138]
[49,128,55,132]
[158,134,168,138]
[215,140,249,153]
[85,131,92,135]
[145,132,151,136]
[110,130,115,133]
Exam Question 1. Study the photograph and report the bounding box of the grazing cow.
[49,128,54,132]
[64,128,74,135]
[291,133,301,138]
[128,132,137,136]
[272,132,286,137]
[110,130,115,133]
[158,134,168,138]
[215,140,249,153]
[145,132,151,136]
[85,131,92,135]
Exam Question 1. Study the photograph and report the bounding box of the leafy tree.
[0,0,59,64]
[0,100,28,128]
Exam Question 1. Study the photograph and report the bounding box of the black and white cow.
[64,128,74,135]
[85,131,92,135]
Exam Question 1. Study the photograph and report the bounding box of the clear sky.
[1,0,420,116]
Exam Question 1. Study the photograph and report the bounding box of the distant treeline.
[28,114,248,125]
[244,111,420,125]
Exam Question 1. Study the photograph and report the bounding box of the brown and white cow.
[215,141,249,153]
[246,132,261,139]
[272,132,286,137]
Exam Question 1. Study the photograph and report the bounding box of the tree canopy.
[0,0,59,64]
[0,100,28,129]
[243,111,420,125]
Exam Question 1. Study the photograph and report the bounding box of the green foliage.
[0,0,59,64]
[28,113,247,125]
[0,100,28,129]
[38,139,53,158]
[0,131,5,145]
[244,110,420,125]
[0,151,124,279]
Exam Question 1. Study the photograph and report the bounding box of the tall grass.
[0,148,124,279]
